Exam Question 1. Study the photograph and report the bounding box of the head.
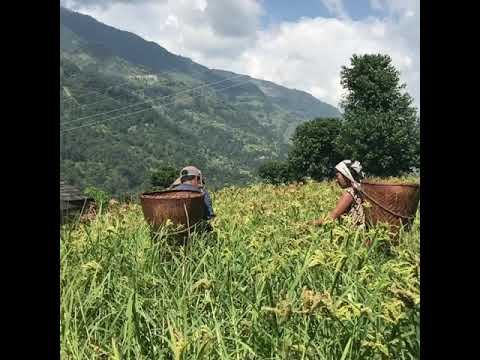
[334,160,365,188]
[335,170,351,188]
[181,174,202,187]
[177,166,203,188]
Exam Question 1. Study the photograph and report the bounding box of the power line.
[75,91,123,109]
[61,74,247,126]
[60,72,244,105]
[62,73,246,120]
[60,78,133,103]
[61,73,167,110]
[68,81,157,110]
[61,77,250,133]
[60,77,252,134]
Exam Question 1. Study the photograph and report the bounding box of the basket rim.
[361,180,420,188]
[140,189,204,198]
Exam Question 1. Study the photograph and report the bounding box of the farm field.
[60,179,420,359]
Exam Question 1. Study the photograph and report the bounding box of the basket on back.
[360,180,420,233]
[140,190,206,244]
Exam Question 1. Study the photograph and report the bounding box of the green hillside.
[60,7,341,195]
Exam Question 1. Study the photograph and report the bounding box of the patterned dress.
[344,187,365,226]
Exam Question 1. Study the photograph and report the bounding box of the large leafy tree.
[337,54,420,176]
[288,118,343,181]
[257,160,293,185]
[150,164,178,190]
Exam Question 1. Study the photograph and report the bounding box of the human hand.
[309,218,324,226]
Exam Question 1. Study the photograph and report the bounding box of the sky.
[60,0,420,111]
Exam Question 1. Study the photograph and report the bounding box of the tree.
[257,160,293,185]
[150,164,178,190]
[288,118,343,181]
[84,186,111,208]
[337,54,420,176]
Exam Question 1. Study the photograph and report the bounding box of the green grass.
[60,179,420,359]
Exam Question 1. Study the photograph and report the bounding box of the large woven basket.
[140,190,206,243]
[360,180,420,232]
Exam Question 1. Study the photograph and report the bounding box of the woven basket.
[360,180,420,233]
[140,190,206,244]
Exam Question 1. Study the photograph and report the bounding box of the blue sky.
[61,0,419,110]
[261,0,387,25]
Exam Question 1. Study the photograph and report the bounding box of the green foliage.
[150,164,178,190]
[59,9,340,196]
[257,160,293,185]
[61,179,420,359]
[288,118,343,181]
[59,63,277,195]
[338,54,420,176]
[84,185,111,207]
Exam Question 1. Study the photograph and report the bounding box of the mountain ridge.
[60,6,342,195]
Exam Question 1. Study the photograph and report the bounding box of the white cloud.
[165,14,179,29]
[62,0,419,111]
[204,0,263,38]
[193,0,207,12]
[207,15,419,111]
[61,0,162,10]
[240,17,413,107]
[321,0,349,20]
[68,0,260,58]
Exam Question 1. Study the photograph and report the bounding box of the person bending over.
[311,160,365,226]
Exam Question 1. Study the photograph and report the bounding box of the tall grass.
[60,180,420,359]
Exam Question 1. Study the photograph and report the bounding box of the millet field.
[60,179,420,359]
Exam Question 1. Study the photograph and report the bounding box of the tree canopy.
[337,54,419,176]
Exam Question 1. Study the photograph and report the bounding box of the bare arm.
[329,191,354,220]
[311,191,354,225]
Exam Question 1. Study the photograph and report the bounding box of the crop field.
[60,179,420,359]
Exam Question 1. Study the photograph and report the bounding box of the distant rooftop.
[60,180,90,202]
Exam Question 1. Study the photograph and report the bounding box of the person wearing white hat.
[311,160,365,226]
[170,165,215,220]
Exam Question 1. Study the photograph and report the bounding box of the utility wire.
[60,77,251,134]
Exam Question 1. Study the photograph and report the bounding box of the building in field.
[60,180,93,223]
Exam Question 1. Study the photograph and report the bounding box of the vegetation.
[258,55,420,184]
[60,10,420,360]
[363,177,420,185]
[337,54,420,177]
[288,118,343,181]
[83,186,111,208]
[61,179,420,359]
[60,57,277,195]
[60,8,340,196]
[257,160,293,185]
[150,164,178,190]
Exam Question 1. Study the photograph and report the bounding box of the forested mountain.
[60,7,341,195]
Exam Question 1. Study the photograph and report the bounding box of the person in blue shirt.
[170,166,215,221]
